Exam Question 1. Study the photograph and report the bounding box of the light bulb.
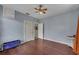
[39,12,43,14]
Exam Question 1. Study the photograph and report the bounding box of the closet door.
[24,20,35,42]
[38,23,44,39]
[74,16,79,54]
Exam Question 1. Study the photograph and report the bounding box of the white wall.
[41,9,79,47]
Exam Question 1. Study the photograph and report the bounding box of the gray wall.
[0,5,3,49]
[0,5,38,50]
[0,6,25,46]
[1,17,24,44]
[41,9,79,47]
[0,8,24,45]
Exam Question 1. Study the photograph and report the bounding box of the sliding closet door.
[74,16,79,54]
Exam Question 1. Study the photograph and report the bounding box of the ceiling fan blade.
[34,8,38,10]
[43,8,47,11]
[43,11,46,14]
[42,9,47,12]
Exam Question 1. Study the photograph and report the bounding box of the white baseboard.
[44,38,73,47]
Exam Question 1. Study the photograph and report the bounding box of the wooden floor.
[0,39,75,55]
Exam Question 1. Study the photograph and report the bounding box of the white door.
[24,20,35,42]
[38,23,44,39]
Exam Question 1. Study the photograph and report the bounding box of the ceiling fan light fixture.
[34,5,47,15]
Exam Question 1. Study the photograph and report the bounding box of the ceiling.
[2,4,79,19]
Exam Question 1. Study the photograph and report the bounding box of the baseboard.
[42,38,72,47]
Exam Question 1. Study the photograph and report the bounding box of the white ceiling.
[2,4,79,19]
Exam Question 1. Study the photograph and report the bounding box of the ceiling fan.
[34,5,47,14]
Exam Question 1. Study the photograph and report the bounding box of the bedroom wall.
[0,6,24,44]
[41,9,79,47]
[1,17,24,44]
[0,5,3,49]
[0,5,38,49]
